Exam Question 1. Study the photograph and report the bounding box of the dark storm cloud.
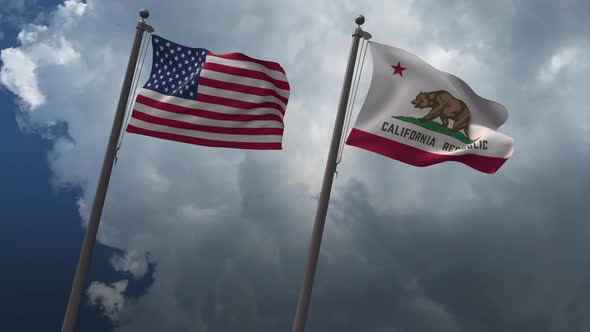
[412,0,589,66]
[112,156,313,332]
[410,0,590,125]
[302,139,590,332]
[117,139,590,332]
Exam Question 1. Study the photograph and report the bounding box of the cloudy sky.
[1,0,589,331]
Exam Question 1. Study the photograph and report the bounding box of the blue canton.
[144,35,209,100]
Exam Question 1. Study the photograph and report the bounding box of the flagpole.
[61,9,154,332]
[291,15,366,332]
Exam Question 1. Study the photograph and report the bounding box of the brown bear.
[410,90,471,138]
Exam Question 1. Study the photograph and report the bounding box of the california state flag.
[346,42,514,174]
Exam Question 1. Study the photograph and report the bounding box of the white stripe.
[128,117,283,143]
[206,55,288,82]
[137,89,284,120]
[133,102,284,129]
[197,85,286,110]
[199,70,290,98]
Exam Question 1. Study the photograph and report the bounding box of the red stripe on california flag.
[131,110,284,136]
[136,95,283,123]
[346,129,508,174]
[126,124,282,150]
[208,53,286,74]
[196,93,285,114]
[198,77,289,105]
[202,63,290,91]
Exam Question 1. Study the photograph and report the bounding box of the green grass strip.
[393,116,476,144]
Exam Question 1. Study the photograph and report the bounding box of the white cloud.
[413,297,455,324]
[0,1,83,110]
[538,46,587,83]
[60,0,86,17]
[111,251,149,279]
[0,47,44,108]
[538,51,568,82]
[17,24,48,44]
[87,280,128,321]
[549,48,579,71]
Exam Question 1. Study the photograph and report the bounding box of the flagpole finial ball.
[139,9,149,19]
[355,15,365,25]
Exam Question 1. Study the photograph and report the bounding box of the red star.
[392,61,406,77]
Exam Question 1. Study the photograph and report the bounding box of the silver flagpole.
[61,9,154,332]
[291,15,366,332]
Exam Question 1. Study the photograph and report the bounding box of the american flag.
[126,35,290,150]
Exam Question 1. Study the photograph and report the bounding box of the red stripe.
[199,77,289,105]
[346,128,509,174]
[208,53,286,74]
[196,93,285,114]
[126,124,282,150]
[131,110,284,136]
[202,62,290,91]
[136,94,284,123]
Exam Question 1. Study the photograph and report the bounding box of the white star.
[155,63,159,68]
[178,63,182,68]
[155,84,159,88]
[170,49,175,54]
[154,38,159,43]
[147,83,151,87]
[166,72,171,76]
[174,56,179,61]
[177,46,181,51]
[172,84,176,88]
[158,69,162,74]
[152,74,156,78]
[168,77,173,82]
[160,75,164,79]
[165,53,169,58]
[182,70,186,75]
[180,53,185,58]
[184,60,189,65]
[190,92,194,96]
[154,79,158,83]
[178,80,182,85]
[165,42,170,47]
[172,68,177,72]
[159,58,164,63]
[191,57,195,61]
[191,80,195,85]
[163,65,168,70]
[164,87,169,92]
[175,74,179,79]
[160,46,164,51]
[155,51,159,56]
[169,60,173,65]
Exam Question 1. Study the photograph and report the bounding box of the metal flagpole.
[291,15,367,332]
[61,9,154,332]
